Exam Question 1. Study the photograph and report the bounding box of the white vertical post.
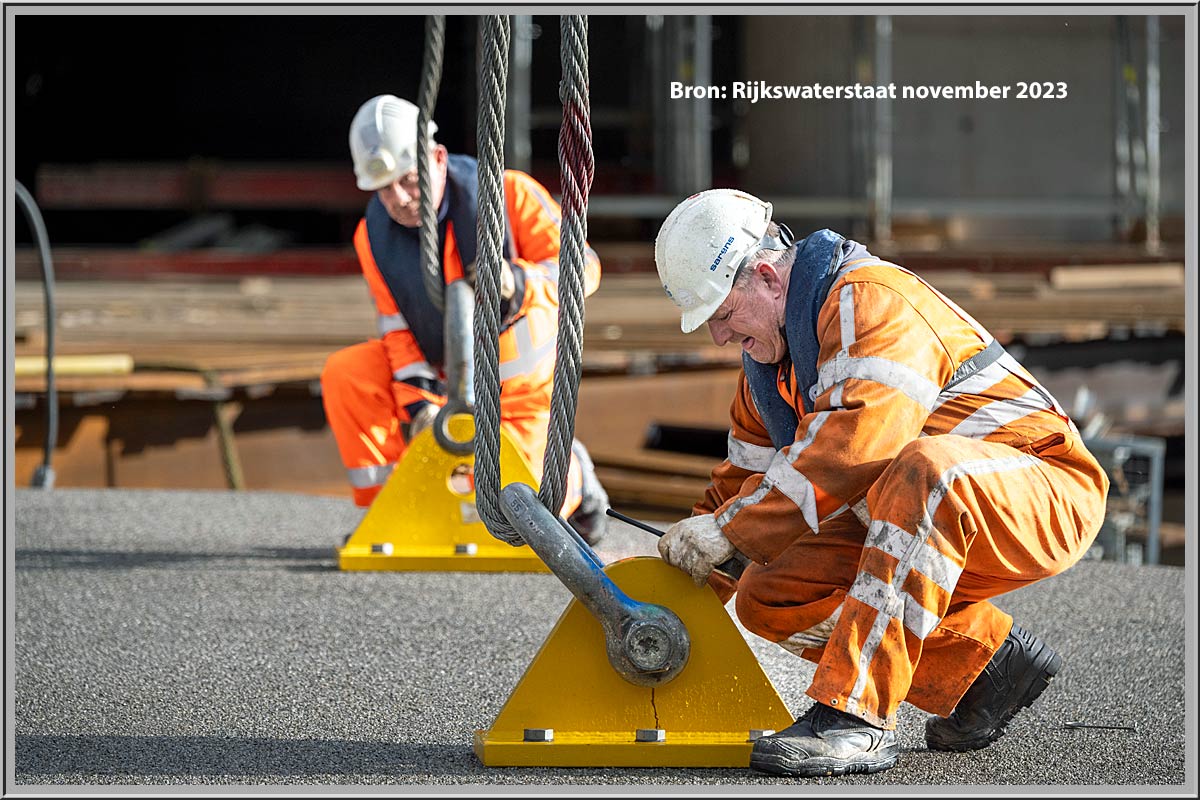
[1145,15,1161,253]
[873,15,893,245]
[507,14,533,173]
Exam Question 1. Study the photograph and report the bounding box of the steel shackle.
[498,482,691,687]
[434,279,476,455]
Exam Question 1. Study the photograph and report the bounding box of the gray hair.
[733,221,796,288]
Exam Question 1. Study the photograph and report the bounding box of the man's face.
[705,262,788,364]
[376,145,448,227]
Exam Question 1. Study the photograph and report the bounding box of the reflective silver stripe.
[717,480,772,529]
[780,604,844,652]
[816,351,942,411]
[935,357,1009,400]
[727,432,775,472]
[393,362,437,383]
[848,568,940,641]
[903,591,942,639]
[377,312,410,337]
[347,462,395,489]
[846,452,1041,709]
[778,411,832,533]
[942,339,1005,392]
[718,412,830,531]
[498,317,555,381]
[996,353,1068,416]
[537,258,560,283]
[947,388,1050,440]
[829,382,845,409]
[818,498,870,526]
[783,410,830,463]
[848,571,902,618]
[820,501,850,523]
[766,454,819,533]
[866,520,963,594]
[839,284,857,349]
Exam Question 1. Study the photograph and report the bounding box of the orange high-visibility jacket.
[354,158,601,424]
[695,255,1104,565]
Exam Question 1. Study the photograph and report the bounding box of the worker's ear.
[433,144,449,168]
[754,261,784,298]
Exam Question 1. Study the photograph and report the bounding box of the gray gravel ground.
[10,488,1194,791]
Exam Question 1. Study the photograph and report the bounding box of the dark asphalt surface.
[10,488,1194,790]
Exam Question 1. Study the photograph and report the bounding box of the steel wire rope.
[472,15,594,542]
[471,14,520,542]
[538,14,593,515]
[417,14,447,311]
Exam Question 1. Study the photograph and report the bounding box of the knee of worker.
[733,574,775,638]
[867,436,963,513]
[321,343,385,406]
[320,346,362,399]
[732,567,821,641]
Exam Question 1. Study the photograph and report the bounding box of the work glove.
[658,513,737,587]
[500,260,516,301]
[406,403,439,442]
[464,260,516,301]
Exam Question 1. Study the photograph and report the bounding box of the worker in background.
[322,94,608,542]
[653,189,1109,778]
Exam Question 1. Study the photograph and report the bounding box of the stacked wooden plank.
[13,262,1185,513]
[15,261,1185,346]
[13,262,1185,395]
[579,265,1186,353]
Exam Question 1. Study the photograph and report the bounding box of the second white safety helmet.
[349,94,439,191]
[655,189,786,333]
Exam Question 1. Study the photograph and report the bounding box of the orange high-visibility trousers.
[321,338,583,513]
[733,432,1106,730]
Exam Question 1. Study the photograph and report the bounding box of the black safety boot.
[566,439,609,547]
[925,623,1062,752]
[749,702,900,778]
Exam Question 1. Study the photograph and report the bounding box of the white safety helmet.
[654,189,791,333]
[349,94,439,191]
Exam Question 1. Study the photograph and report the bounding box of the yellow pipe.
[15,354,135,377]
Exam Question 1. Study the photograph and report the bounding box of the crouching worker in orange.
[322,94,608,542]
[653,189,1109,778]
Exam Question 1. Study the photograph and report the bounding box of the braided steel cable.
[538,14,593,514]
[471,14,521,543]
[417,14,447,311]
[472,14,594,542]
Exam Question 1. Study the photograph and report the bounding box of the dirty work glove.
[406,403,439,442]
[658,513,736,587]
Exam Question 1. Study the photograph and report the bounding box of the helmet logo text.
[709,236,736,272]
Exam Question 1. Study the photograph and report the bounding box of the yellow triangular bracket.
[338,415,549,573]
[474,557,795,767]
